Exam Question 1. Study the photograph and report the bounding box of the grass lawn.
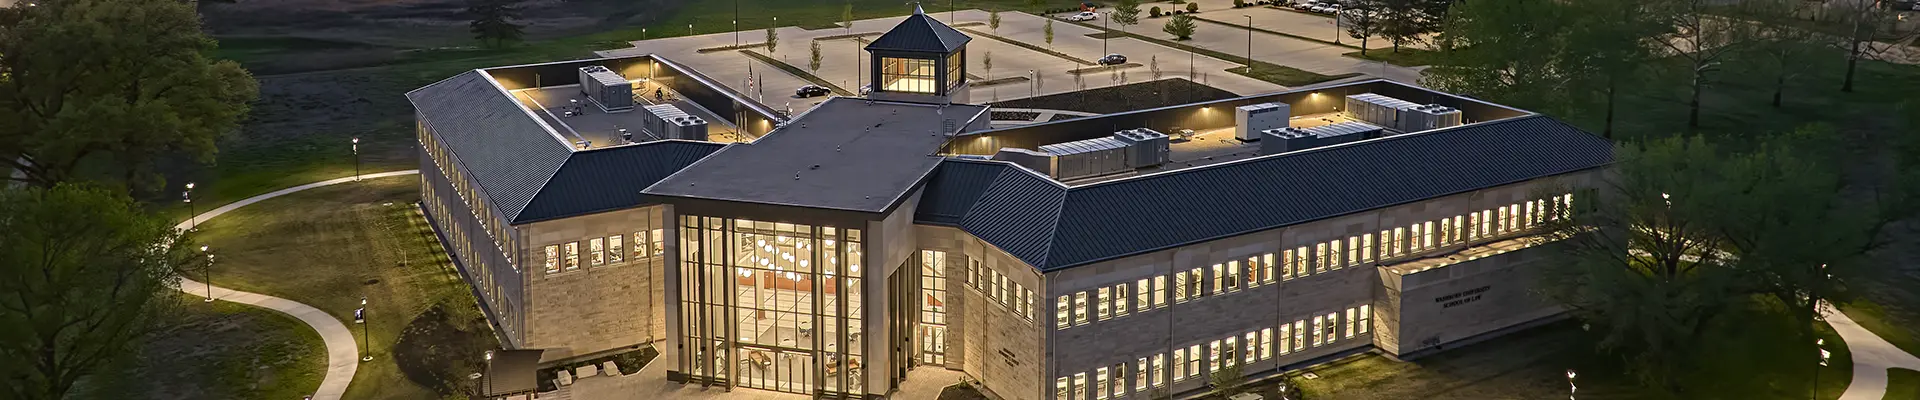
[195,175,497,400]
[1889,369,1920,400]
[74,295,325,400]
[1279,303,1851,400]
[1343,47,1442,67]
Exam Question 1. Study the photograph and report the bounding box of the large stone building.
[407,8,1613,400]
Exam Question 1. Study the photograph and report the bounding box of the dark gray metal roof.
[916,115,1613,271]
[517,140,727,223]
[406,70,573,224]
[914,160,1017,225]
[865,7,972,54]
[644,98,989,213]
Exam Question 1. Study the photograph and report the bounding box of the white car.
[1066,11,1098,21]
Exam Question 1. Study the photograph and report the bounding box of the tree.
[984,51,996,101]
[0,0,258,191]
[1651,0,1753,129]
[0,184,194,399]
[765,26,779,54]
[1045,18,1056,49]
[843,2,855,33]
[1341,0,1386,55]
[468,0,525,48]
[1556,0,1660,138]
[1832,0,1918,92]
[1423,0,1572,117]
[990,9,1002,34]
[1209,365,1246,396]
[1113,0,1143,31]
[1732,0,1821,107]
[1186,2,1199,13]
[1163,14,1197,40]
[809,40,823,74]
[1151,6,1163,18]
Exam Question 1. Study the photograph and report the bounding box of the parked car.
[1067,11,1098,21]
[1098,54,1128,65]
[794,84,831,98]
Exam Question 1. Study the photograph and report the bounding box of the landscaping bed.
[989,77,1238,115]
[1344,48,1442,67]
[535,346,660,392]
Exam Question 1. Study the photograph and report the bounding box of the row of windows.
[1055,305,1371,400]
[420,123,519,337]
[964,258,1037,321]
[1055,193,1572,331]
[542,230,666,274]
[420,122,518,271]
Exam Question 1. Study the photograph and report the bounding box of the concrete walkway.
[1823,301,1920,400]
[172,170,422,400]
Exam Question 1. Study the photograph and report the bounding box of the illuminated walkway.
[172,170,421,400]
[1824,301,1920,400]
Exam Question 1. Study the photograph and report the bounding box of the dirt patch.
[393,304,497,396]
[990,77,1239,115]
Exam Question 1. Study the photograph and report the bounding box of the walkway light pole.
[643,28,648,41]
[1814,338,1830,399]
[1244,15,1254,74]
[1103,12,1111,55]
[351,137,361,182]
[1566,369,1577,400]
[183,182,196,231]
[358,297,372,362]
[201,246,214,302]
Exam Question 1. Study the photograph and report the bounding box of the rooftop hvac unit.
[1400,104,1463,132]
[1260,121,1384,155]
[1344,93,1421,132]
[1040,137,1132,181]
[641,104,709,141]
[1111,128,1171,168]
[991,148,1054,176]
[1234,102,1292,141]
[579,66,635,112]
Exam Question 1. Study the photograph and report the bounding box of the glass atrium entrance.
[677,216,868,396]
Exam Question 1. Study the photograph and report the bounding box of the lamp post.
[1815,338,1830,399]
[183,182,196,231]
[351,137,361,182]
[1566,369,1577,400]
[1102,12,1111,55]
[643,27,648,40]
[1244,15,1254,74]
[1028,69,1037,97]
[201,246,214,302]
[358,297,372,362]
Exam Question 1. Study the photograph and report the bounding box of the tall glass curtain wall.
[679,216,867,395]
[919,250,948,365]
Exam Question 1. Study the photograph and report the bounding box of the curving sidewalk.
[173,170,421,400]
[1823,301,1920,400]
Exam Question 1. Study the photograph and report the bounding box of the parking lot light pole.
[358,297,372,362]
[1244,15,1255,74]
[1103,12,1111,55]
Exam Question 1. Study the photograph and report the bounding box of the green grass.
[1889,369,1920,400]
[1284,302,1851,400]
[74,295,326,400]
[195,176,496,400]
[1837,300,1920,358]
[1343,48,1442,67]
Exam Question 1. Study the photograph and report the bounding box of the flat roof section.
[646,98,990,213]
[512,84,748,150]
[1061,112,1366,186]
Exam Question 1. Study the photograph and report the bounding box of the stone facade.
[919,226,1047,400]
[516,205,669,362]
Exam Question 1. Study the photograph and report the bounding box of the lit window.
[1057,377,1071,400]
[1151,354,1165,386]
[1136,358,1149,391]
[1152,276,1166,307]
[1325,312,1340,344]
[1261,253,1276,284]
[1345,238,1358,267]
[1245,332,1258,363]
[968,261,979,287]
[1210,264,1224,295]
[1295,246,1310,277]
[1174,271,1190,302]
[1186,268,1203,298]
[1245,257,1260,287]
[1314,243,1328,273]
[1362,233,1375,262]
[1112,363,1127,397]
[1312,316,1324,347]
[1097,287,1111,321]
[1187,345,1201,377]
[1057,296,1071,329]
[543,245,559,273]
[1135,279,1151,313]
[1208,340,1222,372]
[1279,323,1292,355]
[1347,308,1357,339]
[1224,261,1240,292]
[1281,249,1296,280]
[563,242,579,270]
[1424,221,1436,249]
[1224,337,1238,368]
[880,57,938,94]
[1113,284,1129,317]
[589,237,605,266]
[1358,305,1372,334]
[1095,367,1109,400]
[1329,240,1343,270]
[1260,328,1274,360]
[1075,292,1089,325]
[1073,373,1087,400]
[607,235,623,264]
[1392,227,1406,257]
[1172,349,1187,382]
[1024,288,1036,319]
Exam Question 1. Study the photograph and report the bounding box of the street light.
[183,182,196,231]
[201,246,214,302]
[351,137,361,182]
[1814,338,1830,399]
[1028,69,1037,97]
[1566,369,1577,400]
[643,27,648,41]
[358,296,372,362]
[1244,15,1255,74]
[1102,12,1111,55]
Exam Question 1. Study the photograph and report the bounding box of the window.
[1424,221,1436,249]
[1210,264,1224,295]
[649,228,664,257]
[1358,305,1372,334]
[1057,296,1071,329]
[1295,246,1311,278]
[543,245,559,273]
[1174,271,1190,302]
[1345,238,1358,267]
[1329,240,1343,270]
[1097,287,1112,321]
[1095,368,1109,400]
[1057,377,1070,400]
[968,261,980,287]
[1325,312,1340,344]
[1073,373,1088,400]
[589,237,605,266]
[1260,328,1274,360]
[1409,223,1422,252]
[1136,358,1149,391]
[1281,249,1296,280]
[1362,233,1375,262]
[1186,269,1203,298]
[1244,332,1258,363]
[607,235,624,264]
[1152,354,1165,386]
[1074,292,1089,325]
[1312,316,1324,347]
[1346,308,1358,339]
[946,52,964,90]
[1224,261,1240,292]
[1260,254,1276,284]
[1280,323,1293,355]
[1172,349,1187,382]
[1187,345,1201,378]
[1153,276,1166,308]
[1314,242,1328,273]
[563,242,580,270]
[1023,288,1036,319]
[996,272,1009,306]
[1224,337,1238,368]
[880,57,938,94]
[1113,284,1129,317]
[1497,206,1509,233]
[1392,227,1406,257]
[632,232,647,260]
[1208,340,1222,372]
[1112,363,1127,397]
[1136,279,1151,312]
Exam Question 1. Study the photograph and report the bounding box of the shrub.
[1186,2,1199,12]
[1234,0,1246,8]
[1150,6,1161,17]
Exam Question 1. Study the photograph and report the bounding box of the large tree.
[1423,0,1571,113]
[0,0,258,191]
[468,0,525,48]
[1831,0,1918,92]
[1732,0,1822,108]
[1651,0,1753,129]
[0,184,195,400]
[1340,0,1387,55]
[1162,14,1196,40]
[1112,0,1142,31]
[1556,0,1660,138]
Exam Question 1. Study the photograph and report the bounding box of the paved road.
[1824,301,1920,400]
[173,170,421,400]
